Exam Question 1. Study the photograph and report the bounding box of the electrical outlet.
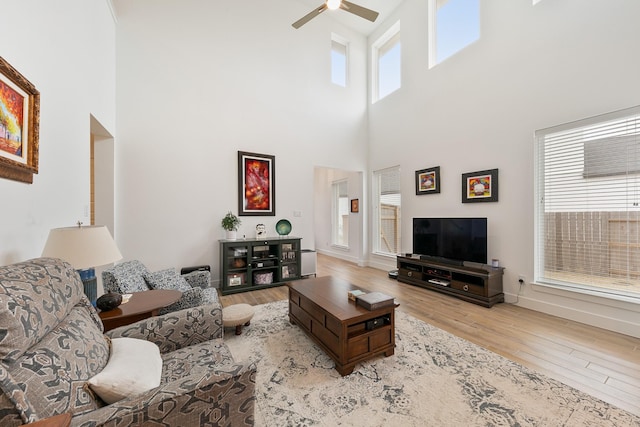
[518,275,526,284]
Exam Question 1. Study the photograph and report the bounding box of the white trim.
[509,288,640,339]
[105,0,118,24]
[532,280,640,306]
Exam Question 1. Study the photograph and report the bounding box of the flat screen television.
[412,218,487,265]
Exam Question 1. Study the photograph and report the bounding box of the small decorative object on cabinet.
[396,254,504,307]
[256,223,267,238]
[275,219,292,236]
[220,237,302,295]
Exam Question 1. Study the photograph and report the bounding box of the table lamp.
[42,222,122,305]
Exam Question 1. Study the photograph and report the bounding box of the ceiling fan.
[292,0,379,29]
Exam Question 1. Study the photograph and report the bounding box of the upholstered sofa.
[0,257,256,426]
[102,260,219,315]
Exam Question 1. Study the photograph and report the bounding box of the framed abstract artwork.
[0,56,40,184]
[238,151,275,216]
[415,166,440,195]
[462,168,498,203]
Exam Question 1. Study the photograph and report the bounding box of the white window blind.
[535,105,640,300]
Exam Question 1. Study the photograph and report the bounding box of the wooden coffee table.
[98,289,182,331]
[287,276,397,376]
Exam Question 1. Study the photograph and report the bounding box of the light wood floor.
[220,253,640,417]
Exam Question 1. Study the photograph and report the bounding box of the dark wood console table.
[397,254,504,307]
[287,276,397,376]
[98,289,182,331]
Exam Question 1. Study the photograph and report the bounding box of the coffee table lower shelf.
[288,279,397,376]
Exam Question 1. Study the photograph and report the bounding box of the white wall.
[0,0,116,264]
[367,0,640,337]
[113,0,369,274]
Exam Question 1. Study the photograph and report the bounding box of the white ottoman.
[222,303,255,335]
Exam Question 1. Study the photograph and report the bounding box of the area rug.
[224,301,639,426]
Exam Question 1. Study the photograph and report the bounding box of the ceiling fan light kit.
[292,0,379,29]
[327,0,341,10]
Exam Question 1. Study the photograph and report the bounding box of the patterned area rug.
[224,301,639,427]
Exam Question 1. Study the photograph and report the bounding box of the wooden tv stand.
[397,254,504,307]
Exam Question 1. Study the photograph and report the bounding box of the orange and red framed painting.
[238,151,275,216]
[0,56,40,184]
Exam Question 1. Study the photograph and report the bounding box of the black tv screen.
[412,218,487,264]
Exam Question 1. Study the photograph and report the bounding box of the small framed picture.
[415,166,440,195]
[350,199,359,213]
[462,168,498,203]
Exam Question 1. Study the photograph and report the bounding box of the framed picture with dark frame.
[238,151,275,216]
[415,166,440,195]
[0,56,40,184]
[350,198,359,213]
[462,168,499,203]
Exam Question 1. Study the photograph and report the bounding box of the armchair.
[0,257,255,426]
[102,260,219,315]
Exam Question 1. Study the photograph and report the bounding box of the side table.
[98,289,182,331]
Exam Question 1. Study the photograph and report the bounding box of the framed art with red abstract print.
[0,56,40,184]
[238,151,275,216]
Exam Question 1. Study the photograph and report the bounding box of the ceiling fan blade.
[340,0,379,22]
[292,4,328,29]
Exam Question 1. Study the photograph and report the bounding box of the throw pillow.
[87,337,162,404]
[144,268,191,292]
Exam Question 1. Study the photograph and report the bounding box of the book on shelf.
[356,292,395,310]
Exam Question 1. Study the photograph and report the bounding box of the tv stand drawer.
[451,280,484,296]
[399,268,422,280]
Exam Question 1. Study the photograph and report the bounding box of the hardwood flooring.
[219,253,640,417]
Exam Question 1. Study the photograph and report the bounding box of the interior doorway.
[90,115,115,295]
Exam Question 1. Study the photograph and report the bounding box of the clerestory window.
[429,0,480,67]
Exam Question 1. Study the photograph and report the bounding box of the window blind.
[535,105,640,299]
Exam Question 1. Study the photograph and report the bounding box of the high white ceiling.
[293,0,404,35]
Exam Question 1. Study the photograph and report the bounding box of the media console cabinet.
[396,254,504,307]
[219,237,301,295]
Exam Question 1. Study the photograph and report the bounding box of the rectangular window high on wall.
[332,180,349,247]
[428,0,480,67]
[331,34,348,87]
[372,21,401,102]
[535,105,640,301]
[373,166,401,255]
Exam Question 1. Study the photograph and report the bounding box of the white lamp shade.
[42,225,123,270]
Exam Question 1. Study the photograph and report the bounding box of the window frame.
[372,166,401,257]
[331,33,349,87]
[534,105,640,303]
[428,0,480,68]
[371,21,401,103]
[332,179,349,248]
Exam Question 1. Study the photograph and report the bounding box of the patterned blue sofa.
[102,260,219,315]
[0,257,256,426]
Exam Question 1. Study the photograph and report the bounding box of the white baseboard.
[504,291,640,339]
